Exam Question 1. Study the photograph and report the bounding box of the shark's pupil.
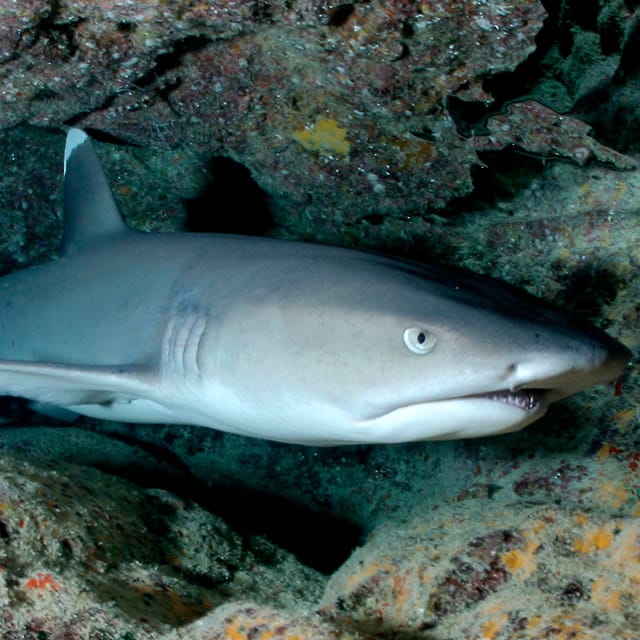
[417,332,426,344]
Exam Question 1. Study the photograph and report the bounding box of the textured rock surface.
[0,451,326,638]
[0,1,640,638]
[2,428,640,638]
[321,499,640,638]
[0,0,610,228]
[0,1,638,236]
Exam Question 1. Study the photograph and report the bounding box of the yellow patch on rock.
[293,117,351,156]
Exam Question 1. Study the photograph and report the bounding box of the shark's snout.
[505,334,630,401]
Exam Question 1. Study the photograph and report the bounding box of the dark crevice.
[17,0,80,62]
[446,0,561,138]
[133,35,212,89]
[197,482,363,576]
[87,428,361,575]
[395,42,410,61]
[410,126,436,142]
[64,95,118,127]
[555,266,625,323]
[598,12,625,57]
[0,397,35,422]
[0,418,361,575]
[251,0,275,23]
[446,1,640,201]
[614,12,640,82]
[446,149,547,213]
[558,0,600,34]
[116,21,136,33]
[82,128,140,146]
[65,35,212,127]
[401,19,415,38]
[572,13,640,153]
[184,157,274,235]
[447,1,634,145]
[325,3,355,27]
[482,0,561,104]
[446,97,492,138]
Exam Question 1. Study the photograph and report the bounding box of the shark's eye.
[403,327,437,354]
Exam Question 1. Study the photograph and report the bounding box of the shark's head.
[196,248,630,445]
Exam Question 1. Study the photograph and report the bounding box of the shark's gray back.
[0,231,380,368]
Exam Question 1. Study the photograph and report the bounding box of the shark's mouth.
[470,388,547,412]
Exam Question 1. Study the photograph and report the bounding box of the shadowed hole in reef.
[0,418,362,574]
[184,156,274,235]
[80,429,363,575]
[555,265,625,324]
[446,148,547,214]
[196,482,363,575]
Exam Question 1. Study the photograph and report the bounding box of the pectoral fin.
[0,359,155,409]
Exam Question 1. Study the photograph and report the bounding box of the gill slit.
[162,306,207,379]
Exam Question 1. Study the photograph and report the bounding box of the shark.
[0,128,630,445]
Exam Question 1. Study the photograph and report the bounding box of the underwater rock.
[5,438,640,639]
[1,1,636,226]
[2,437,640,639]
[321,499,640,638]
[0,0,550,223]
[474,100,636,170]
[160,602,356,640]
[0,451,325,638]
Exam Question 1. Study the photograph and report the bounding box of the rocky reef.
[0,0,639,638]
[1,440,640,638]
[1,0,636,231]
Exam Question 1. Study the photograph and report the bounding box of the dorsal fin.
[62,128,130,256]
